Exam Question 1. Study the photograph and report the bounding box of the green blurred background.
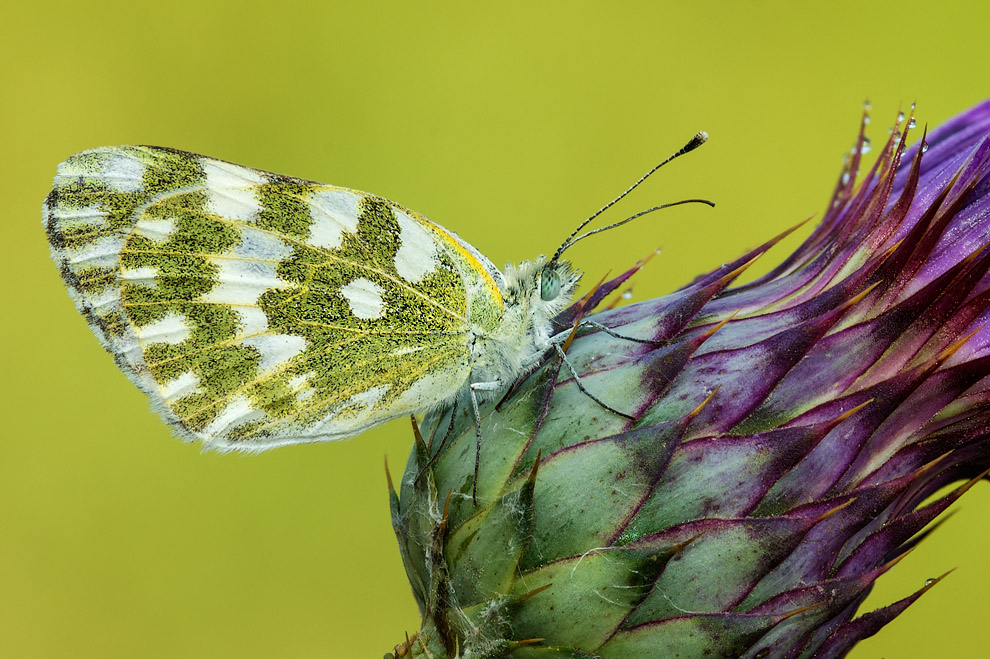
[2,1,988,657]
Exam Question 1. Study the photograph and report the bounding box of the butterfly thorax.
[466,257,579,389]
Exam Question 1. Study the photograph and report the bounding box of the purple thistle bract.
[388,101,990,659]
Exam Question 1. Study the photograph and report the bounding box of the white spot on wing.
[394,370,464,411]
[340,277,385,319]
[308,189,361,249]
[238,225,294,259]
[242,334,307,371]
[120,265,158,288]
[236,306,269,335]
[162,371,200,402]
[289,373,314,400]
[56,204,108,227]
[88,290,119,312]
[134,312,190,344]
[350,384,389,407]
[67,236,124,268]
[200,229,293,305]
[394,209,438,283]
[309,384,390,436]
[202,160,265,221]
[133,217,176,241]
[200,260,283,304]
[204,396,264,437]
[58,152,145,192]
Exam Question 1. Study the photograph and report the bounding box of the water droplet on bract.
[860,137,872,154]
[922,142,929,153]
[925,578,936,586]
[863,99,872,111]
[908,117,917,129]
[863,115,871,124]
[622,291,633,300]
[841,172,851,184]
[910,101,917,111]
[897,110,906,124]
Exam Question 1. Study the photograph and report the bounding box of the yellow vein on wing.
[120,248,285,264]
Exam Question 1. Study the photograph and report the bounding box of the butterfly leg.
[469,381,501,505]
[578,319,667,345]
[553,343,634,420]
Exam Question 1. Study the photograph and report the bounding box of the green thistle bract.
[388,101,990,659]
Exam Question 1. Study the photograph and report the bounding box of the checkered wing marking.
[45,146,497,450]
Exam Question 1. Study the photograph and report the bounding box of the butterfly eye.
[540,267,561,301]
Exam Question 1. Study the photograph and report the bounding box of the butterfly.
[43,137,708,455]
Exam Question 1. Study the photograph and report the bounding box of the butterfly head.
[502,256,579,318]
[539,259,566,302]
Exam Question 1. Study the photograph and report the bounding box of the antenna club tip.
[682,131,708,154]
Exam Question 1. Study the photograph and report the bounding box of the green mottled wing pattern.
[44,146,504,450]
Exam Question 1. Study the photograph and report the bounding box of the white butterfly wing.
[45,146,504,450]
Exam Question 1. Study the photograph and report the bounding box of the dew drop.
[622,291,633,300]
[863,99,872,111]
[860,137,872,154]
[897,110,906,124]
[863,115,871,124]
[841,172,851,185]
[925,578,936,586]
[907,117,917,129]
[922,142,929,153]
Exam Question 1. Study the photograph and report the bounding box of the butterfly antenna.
[549,131,710,266]
[563,198,715,251]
